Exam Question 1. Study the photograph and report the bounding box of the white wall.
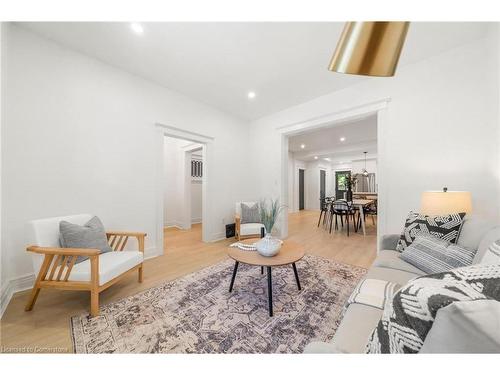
[249,29,500,239]
[1,25,251,296]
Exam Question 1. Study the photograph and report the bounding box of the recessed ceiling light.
[130,23,144,35]
[340,137,346,142]
[314,156,318,160]
[323,157,331,161]
[300,144,305,149]
[247,91,256,99]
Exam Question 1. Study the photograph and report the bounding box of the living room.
[1,0,500,372]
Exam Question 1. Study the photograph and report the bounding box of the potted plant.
[345,175,358,202]
[256,198,285,257]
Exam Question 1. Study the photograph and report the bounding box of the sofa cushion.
[420,300,500,353]
[364,265,421,285]
[474,226,500,264]
[372,251,426,276]
[480,239,500,264]
[396,211,466,252]
[240,223,265,236]
[60,216,112,264]
[53,251,143,286]
[330,303,383,353]
[400,235,476,274]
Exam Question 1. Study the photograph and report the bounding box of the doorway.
[320,169,326,201]
[299,169,305,210]
[335,170,351,200]
[163,136,204,242]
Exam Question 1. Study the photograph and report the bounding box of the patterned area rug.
[70,255,366,353]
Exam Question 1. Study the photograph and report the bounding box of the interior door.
[298,169,305,210]
[319,170,326,202]
[335,170,351,200]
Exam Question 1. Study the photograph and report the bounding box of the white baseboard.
[210,232,226,242]
[1,273,35,318]
[191,218,202,224]
[0,246,160,319]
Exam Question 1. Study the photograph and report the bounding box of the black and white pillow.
[400,234,476,274]
[365,263,500,353]
[396,211,466,252]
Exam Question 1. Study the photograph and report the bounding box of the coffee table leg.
[292,262,301,290]
[261,266,264,274]
[229,261,239,292]
[267,266,273,317]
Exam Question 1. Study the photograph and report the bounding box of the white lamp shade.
[420,191,472,216]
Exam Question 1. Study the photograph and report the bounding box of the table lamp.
[420,187,472,215]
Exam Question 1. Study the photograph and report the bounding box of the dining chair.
[317,197,332,228]
[330,200,357,236]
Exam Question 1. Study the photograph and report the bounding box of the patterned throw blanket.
[366,263,500,353]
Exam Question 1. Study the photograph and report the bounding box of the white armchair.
[25,214,146,316]
[235,202,265,240]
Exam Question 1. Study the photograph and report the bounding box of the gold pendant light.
[328,22,410,77]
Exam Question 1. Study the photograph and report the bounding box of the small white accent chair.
[235,202,265,240]
[25,214,146,316]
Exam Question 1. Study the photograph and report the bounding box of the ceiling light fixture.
[323,158,331,161]
[340,137,346,142]
[328,22,410,77]
[247,91,256,99]
[300,144,305,149]
[362,151,369,177]
[130,23,144,35]
[314,156,318,160]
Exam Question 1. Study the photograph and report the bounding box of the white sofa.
[234,202,265,240]
[25,214,146,316]
[304,215,500,353]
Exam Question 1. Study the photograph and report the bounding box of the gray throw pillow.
[59,216,113,264]
[240,203,260,224]
[400,234,476,274]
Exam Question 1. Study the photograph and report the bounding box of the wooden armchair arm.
[27,246,100,256]
[106,231,146,253]
[26,246,99,285]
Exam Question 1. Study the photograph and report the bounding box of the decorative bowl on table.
[256,234,282,257]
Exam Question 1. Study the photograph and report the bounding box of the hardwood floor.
[0,210,376,353]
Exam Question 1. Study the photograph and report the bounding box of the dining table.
[352,198,375,236]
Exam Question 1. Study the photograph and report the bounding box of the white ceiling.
[19,22,490,120]
[289,115,377,163]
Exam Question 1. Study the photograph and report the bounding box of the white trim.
[210,232,226,243]
[156,123,214,255]
[156,123,214,143]
[277,99,390,136]
[191,218,202,224]
[1,273,35,318]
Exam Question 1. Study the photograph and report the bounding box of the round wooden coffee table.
[227,238,305,317]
